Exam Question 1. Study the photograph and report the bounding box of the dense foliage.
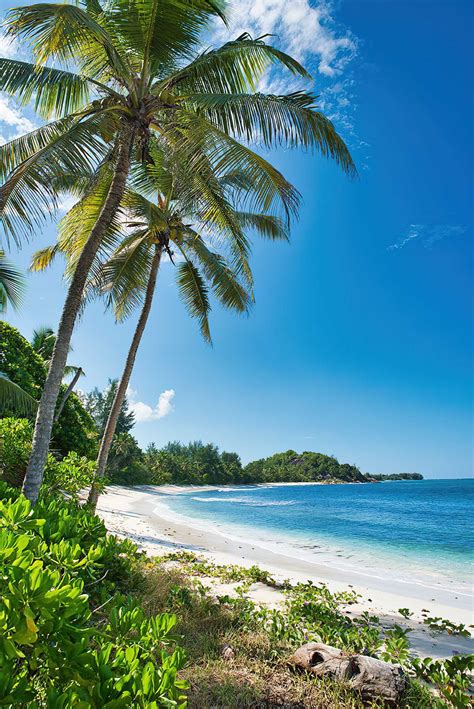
[0,482,187,707]
[107,432,149,485]
[243,449,368,484]
[145,441,244,485]
[0,323,97,458]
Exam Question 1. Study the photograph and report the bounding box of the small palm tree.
[0,249,25,312]
[1,0,355,503]
[30,326,85,421]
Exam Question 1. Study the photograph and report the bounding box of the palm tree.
[88,194,285,507]
[30,326,85,421]
[34,161,289,507]
[1,0,355,504]
[0,249,25,312]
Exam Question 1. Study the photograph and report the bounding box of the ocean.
[158,478,473,596]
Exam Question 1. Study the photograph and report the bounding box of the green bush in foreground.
[0,483,187,707]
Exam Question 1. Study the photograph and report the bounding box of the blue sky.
[1,0,472,477]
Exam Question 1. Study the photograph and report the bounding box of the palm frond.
[56,160,126,281]
[175,258,211,342]
[167,113,301,222]
[0,249,25,312]
[161,33,311,94]
[29,245,60,273]
[235,212,289,241]
[0,371,37,415]
[134,0,227,79]
[0,112,115,244]
[98,232,153,321]
[186,91,357,174]
[0,58,107,119]
[31,326,56,359]
[5,3,132,82]
[184,234,252,313]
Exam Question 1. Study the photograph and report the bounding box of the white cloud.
[212,0,356,77]
[0,32,37,144]
[0,94,37,140]
[127,387,175,422]
[0,32,18,59]
[388,224,466,251]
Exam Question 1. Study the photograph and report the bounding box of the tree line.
[367,473,423,481]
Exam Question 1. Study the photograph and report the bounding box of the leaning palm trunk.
[54,367,83,423]
[22,123,136,504]
[88,244,162,510]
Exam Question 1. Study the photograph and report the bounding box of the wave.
[214,487,260,492]
[190,496,297,507]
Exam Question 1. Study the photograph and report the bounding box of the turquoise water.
[160,479,473,593]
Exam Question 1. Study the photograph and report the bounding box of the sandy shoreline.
[97,484,473,659]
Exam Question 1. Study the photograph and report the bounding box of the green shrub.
[0,417,31,487]
[0,485,188,707]
[44,451,96,497]
[0,418,95,497]
[0,322,97,458]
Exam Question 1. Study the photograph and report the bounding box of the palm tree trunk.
[22,122,137,505]
[54,367,83,423]
[88,244,162,510]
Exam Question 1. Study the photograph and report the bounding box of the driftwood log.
[290,642,407,705]
[220,643,235,661]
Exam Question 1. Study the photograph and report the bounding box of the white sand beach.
[97,484,474,660]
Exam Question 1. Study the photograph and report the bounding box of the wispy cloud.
[127,387,175,422]
[388,224,467,251]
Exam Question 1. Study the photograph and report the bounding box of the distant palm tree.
[1,0,355,503]
[31,327,56,361]
[31,326,85,421]
[0,249,25,313]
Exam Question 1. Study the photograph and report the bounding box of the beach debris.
[220,643,235,661]
[289,642,407,705]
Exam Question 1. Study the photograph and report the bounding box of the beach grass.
[136,557,438,708]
